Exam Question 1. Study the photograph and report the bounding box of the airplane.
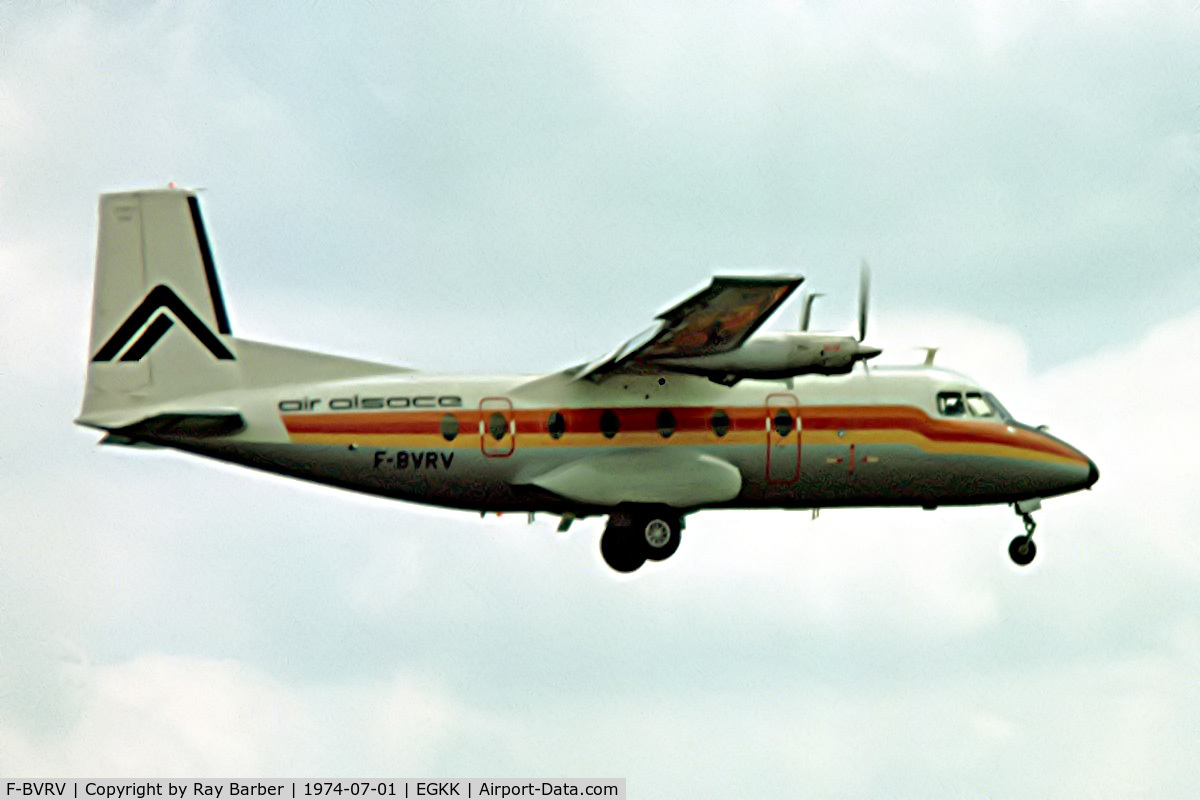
[76,187,1099,573]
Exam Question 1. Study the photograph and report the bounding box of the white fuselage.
[134,341,1095,518]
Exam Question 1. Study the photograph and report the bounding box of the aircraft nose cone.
[1086,458,1099,489]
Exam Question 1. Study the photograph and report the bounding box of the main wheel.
[639,513,682,562]
[1009,535,1037,566]
[600,525,646,573]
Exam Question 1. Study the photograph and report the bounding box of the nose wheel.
[1008,505,1038,566]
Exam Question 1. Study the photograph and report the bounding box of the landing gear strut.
[599,507,683,572]
[1009,499,1040,567]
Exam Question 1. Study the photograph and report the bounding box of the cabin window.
[710,409,730,437]
[600,409,620,439]
[773,408,794,437]
[657,408,676,438]
[547,411,566,439]
[965,392,996,417]
[488,412,508,441]
[440,413,459,442]
[938,391,965,417]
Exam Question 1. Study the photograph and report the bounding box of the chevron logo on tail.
[92,284,235,362]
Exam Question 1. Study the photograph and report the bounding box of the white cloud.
[3,638,1196,794]
[0,654,488,776]
[0,241,92,384]
[1040,309,1200,576]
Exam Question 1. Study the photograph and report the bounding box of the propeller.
[855,260,880,373]
[788,260,880,378]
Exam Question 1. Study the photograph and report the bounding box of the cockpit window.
[937,391,965,417]
[984,392,1013,422]
[965,392,995,417]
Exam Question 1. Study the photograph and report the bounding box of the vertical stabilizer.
[80,188,242,427]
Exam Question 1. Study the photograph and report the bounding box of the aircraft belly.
[165,440,550,511]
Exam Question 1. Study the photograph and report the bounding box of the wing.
[576,275,803,380]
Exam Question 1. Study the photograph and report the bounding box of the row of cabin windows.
[437,408,795,442]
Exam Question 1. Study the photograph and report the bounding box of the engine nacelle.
[655,332,881,385]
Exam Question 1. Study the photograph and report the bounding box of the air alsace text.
[3,784,287,799]
[277,394,463,413]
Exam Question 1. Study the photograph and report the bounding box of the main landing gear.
[600,506,683,573]
[1009,498,1041,567]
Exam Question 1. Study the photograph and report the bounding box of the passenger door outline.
[766,392,801,484]
[480,397,515,458]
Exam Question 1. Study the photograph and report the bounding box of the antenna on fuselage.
[917,347,939,366]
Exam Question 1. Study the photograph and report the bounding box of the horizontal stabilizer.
[100,412,245,444]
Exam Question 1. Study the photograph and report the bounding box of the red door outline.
[480,397,515,458]
[766,392,801,484]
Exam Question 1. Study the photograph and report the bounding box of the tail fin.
[80,188,242,428]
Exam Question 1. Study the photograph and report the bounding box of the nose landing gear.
[1009,498,1040,567]
[599,507,683,572]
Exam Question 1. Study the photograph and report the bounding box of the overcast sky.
[2,0,1199,795]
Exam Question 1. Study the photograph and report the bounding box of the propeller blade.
[858,259,871,342]
[799,292,824,331]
